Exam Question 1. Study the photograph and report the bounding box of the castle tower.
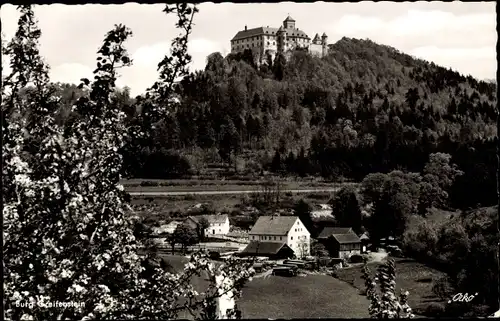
[277,26,287,54]
[312,33,320,45]
[283,15,295,29]
[321,32,328,57]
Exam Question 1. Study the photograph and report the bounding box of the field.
[238,274,370,318]
[122,178,357,193]
[130,191,335,221]
[160,254,370,319]
[335,257,447,316]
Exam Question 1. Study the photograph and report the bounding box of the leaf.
[80,78,90,86]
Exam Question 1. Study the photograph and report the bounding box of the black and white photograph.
[1,1,498,320]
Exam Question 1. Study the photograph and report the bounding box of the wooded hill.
[118,37,497,210]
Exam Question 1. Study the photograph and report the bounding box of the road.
[127,187,345,196]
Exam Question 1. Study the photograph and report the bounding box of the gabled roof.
[240,241,292,256]
[332,233,361,244]
[360,232,370,241]
[249,216,299,235]
[285,28,308,38]
[231,26,279,41]
[317,227,361,244]
[188,214,228,225]
[317,227,353,239]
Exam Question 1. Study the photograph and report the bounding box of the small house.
[152,221,181,236]
[316,227,362,259]
[240,241,294,260]
[359,232,370,253]
[186,214,230,236]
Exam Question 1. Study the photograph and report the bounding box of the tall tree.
[330,186,363,234]
[3,5,253,320]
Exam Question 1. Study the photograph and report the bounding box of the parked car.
[253,263,264,273]
[272,266,298,277]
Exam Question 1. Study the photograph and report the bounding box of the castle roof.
[313,33,320,42]
[322,32,328,37]
[232,26,278,41]
[284,15,295,22]
[231,26,309,41]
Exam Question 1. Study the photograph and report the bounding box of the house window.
[291,236,293,240]
[274,236,276,240]
[280,236,282,240]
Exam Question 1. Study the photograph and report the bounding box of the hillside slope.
[123,37,497,208]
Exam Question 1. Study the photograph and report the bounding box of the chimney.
[245,25,247,31]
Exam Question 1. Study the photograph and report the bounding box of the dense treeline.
[125,37,497,209]
[35,37,497,210]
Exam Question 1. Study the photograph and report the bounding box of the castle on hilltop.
[230,15,329,63]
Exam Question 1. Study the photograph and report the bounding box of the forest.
[45,37,497,210]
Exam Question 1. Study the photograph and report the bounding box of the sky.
[1,2,497,97]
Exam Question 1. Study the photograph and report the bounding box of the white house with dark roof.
[248,216,310,257]
[230,15,329,62]
[186,214,230,236]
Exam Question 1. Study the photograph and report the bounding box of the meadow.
[162,254,370,319]
[335,257,447,317]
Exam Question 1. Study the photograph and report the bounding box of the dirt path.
[128,188,342,196]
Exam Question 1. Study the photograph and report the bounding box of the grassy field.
[239,274,369,318]
[130,191,334,220]
[159,254,370,319]
[335,257,447,316]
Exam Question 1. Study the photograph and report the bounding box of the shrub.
[425,302,445,317]
[349,254,365,263]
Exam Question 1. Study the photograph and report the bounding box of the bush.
[140,180,160,187]
[349,254,365,263]
[425,302,445,317]
[230,216,256,230]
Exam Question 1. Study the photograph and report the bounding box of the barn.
[316,227,362,259]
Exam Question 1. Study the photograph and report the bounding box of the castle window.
[267,41,270,45]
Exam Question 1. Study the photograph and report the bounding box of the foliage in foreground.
[2,5,254,320]
[362,259,414,319]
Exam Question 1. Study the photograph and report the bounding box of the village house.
[247,216,311,258]
[186,214,230,236]
[151,220,181,236]
[316,227,361,259]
